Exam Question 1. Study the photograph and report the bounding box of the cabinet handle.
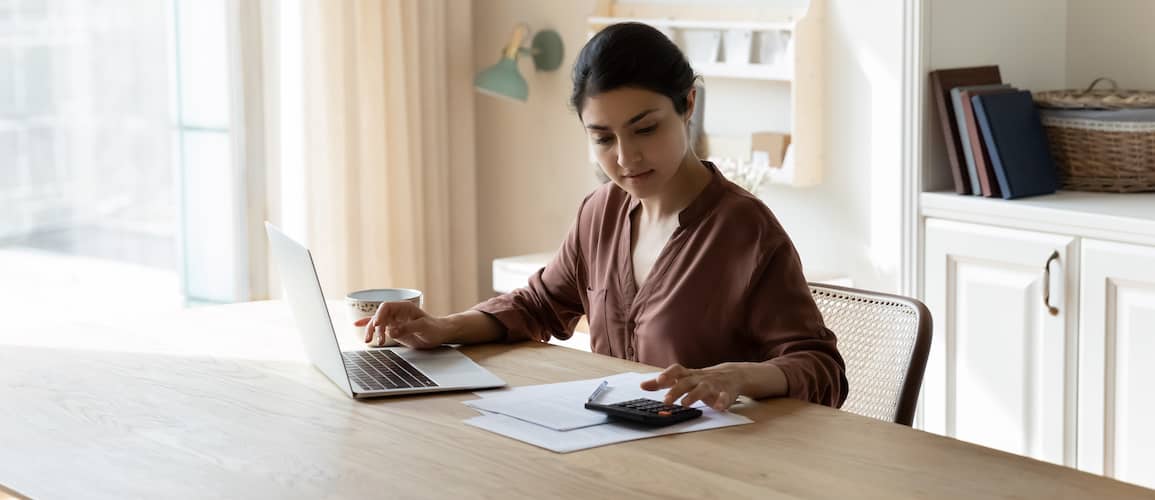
[1043,250,1060,316]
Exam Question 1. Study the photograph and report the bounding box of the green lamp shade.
[474,58,528,102]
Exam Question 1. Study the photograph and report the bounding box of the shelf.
[587,16,794,32]
[694,62,792,81]
[585,15,795,82]
[920,190,1155,246]
[589,0,824,188]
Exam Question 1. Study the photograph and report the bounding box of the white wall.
[922,0,1069,193]
[921,0,1155,195]
[1067,0,1155,90]
[472,0,601,301]
[472,0,908,297]
[927,0,1069,91]
[756,0,905,292]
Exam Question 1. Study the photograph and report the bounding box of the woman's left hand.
[640,363,746,411]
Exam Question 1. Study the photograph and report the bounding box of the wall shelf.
[587,16,794,33]
[693,62,792,82]
[587,0,825,187]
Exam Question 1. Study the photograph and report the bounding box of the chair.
[809,283,932,427]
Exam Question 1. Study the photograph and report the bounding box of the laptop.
[265,222,506,399]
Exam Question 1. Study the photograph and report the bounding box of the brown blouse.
[474,163,848,407]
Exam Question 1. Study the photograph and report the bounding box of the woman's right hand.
[353,301,452,349]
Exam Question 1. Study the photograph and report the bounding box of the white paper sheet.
[461,372,753,452]
[463,406,752,453]
[464,372,666,431]
[470,371,645,399]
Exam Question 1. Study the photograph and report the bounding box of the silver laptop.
[265,222,506,399]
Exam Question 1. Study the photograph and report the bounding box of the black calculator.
[584,398,703,427]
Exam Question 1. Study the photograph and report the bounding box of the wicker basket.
[1035,78,1155,193]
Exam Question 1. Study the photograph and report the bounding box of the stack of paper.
[463,372,753,453]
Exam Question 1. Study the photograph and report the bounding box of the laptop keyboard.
[343,349,438,392]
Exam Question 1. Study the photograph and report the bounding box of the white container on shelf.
[722,29,753,64]
[681,29,721,65]
[756,30,792,68]
[780,33,795,73]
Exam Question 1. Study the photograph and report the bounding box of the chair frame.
[809,283,933,426]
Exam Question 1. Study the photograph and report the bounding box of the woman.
[357,23,847,410]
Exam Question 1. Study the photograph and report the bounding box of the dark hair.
[570,23,699,117]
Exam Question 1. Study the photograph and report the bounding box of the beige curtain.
[300,0,478,316]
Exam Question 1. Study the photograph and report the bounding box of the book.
[951,84,1011,195]
[959,86,1019,197]
[928,67,1002,195]
[928,66,1002,195]
[971,91,1059,200]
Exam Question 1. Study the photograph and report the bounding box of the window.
[0,0,246,340]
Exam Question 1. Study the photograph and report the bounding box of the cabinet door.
[923,219,1077,466]
[1079,239,1155,488]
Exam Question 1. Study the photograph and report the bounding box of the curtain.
[299,0,478,315]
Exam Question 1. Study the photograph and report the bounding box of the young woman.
[357,23,847,410]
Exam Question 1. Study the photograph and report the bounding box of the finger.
[367,302,410,344]
[373,318,394,346]
[377,323,402,347]
[363,317,377,342]
[680,384,715,408]
[640,376,673,391]
[368,323,382,346]
[354,317,370,327]
[640,364,688,391]
[713,391,731,411]
[364,303,391,342]
[663,377,699,405]
[638,377,661,391]
[658,364,689,386]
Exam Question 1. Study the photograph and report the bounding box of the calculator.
[584,398,703,427]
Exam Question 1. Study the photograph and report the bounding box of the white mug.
[345,288,423,347]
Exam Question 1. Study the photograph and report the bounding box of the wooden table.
[1,301,1151,499]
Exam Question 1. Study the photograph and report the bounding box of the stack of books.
[929,65,1059,199]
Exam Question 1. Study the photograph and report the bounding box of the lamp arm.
[502,23,530,59]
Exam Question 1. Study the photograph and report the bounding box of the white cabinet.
[913,0,1155,488]
[923,218,1076,466]
[1078,239,1155,489]
[919,193,1155,487]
